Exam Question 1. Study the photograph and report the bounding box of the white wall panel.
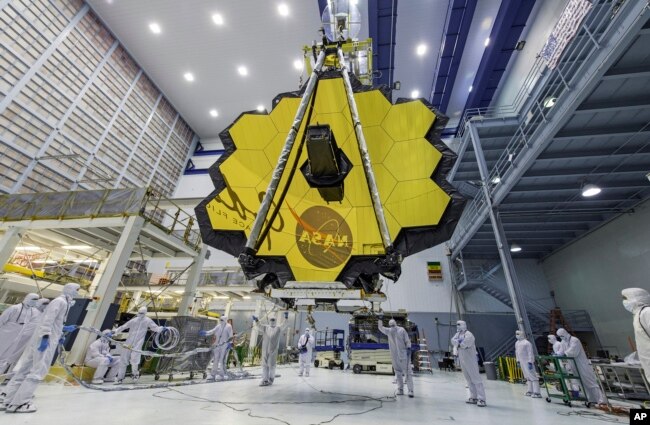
[543,200,650,356]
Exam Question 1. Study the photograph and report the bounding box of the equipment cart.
[154,316,215,381]
[537,355,591,407]
[314,329,345,370]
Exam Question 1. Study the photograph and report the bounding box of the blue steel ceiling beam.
[368,0,398,87]
[462,0,536,110]
[429,0,477,112]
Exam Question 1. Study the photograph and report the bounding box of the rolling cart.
[537,355,591,408]
[314,329,345,370]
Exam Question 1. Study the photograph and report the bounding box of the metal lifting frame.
[243,50,327,252]
[468,122,535,345]
[337,47,393,250]
[243,46,394,258]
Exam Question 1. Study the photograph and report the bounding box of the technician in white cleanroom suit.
[113,306,163,382]
[378,319,414,397]
[452,320,486,407]
[297,328,314,377]
[0,294,40,376]
[254,312,289,386]
[515,330,541,398]
[36,298,50,313]
[556,328,605,404]
[84,330,120,385]
[548,334,562,354]
[199,315,233,380]
[621,288,650,383]
[0,283,80,413]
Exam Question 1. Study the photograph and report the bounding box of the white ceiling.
[88,0,500,139]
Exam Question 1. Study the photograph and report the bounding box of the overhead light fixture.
[16,246,42,251]
[73,259,98,263]
[581,183,601,197]
[209,109,219,118]
[214,296,229,299]
[62,245,91,250]
[543,96,557,108]
[183,72,195,82]
[515,40,526,51]
[212,13,224,26]
[416,43,427,56]
[148,22,161,34]
[293,59,304,71]
[510,243,522,253]
[491,176,501,184]
[468,85,473,93]
[33,260,57,264]
[237,66,248,76]
[646,172,650,182]
[484,37,490,47]
[278,3,289,17]
[256,105,266,112]
[410,90,420,99]
[242,296,251,299]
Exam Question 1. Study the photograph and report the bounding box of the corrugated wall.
[0,0,195,196]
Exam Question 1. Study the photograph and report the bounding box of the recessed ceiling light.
[62,245,91,250]
[416,43,427,56]
[491,176,501,184]
[581,183,601,197]
[484,37,490,47]
[209,109,219,118]
[293,59,304,71]
[183,72,194,82]
[237,66,248,76]
[410,90,420,98]
[257,105,265,112]
[149,22,161,34]
[278,3,289,17]
[212,13,224,25]
[543,96,557,108]
[510,243,522,253]
[468,85,473,93]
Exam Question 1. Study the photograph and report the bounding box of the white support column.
[178,244,207,316]
[224,300,233,317]
[0,227,24,269]
[68,216,145,364]
[87,257,110,297]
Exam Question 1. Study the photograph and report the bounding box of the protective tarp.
[0,188,147,221]
[195,70,465,290]
[155,316,214,375]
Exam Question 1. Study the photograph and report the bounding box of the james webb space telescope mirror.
[195,0,465,308]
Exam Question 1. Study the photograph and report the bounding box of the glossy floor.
[1,365,626,424]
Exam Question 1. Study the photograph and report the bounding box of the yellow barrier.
[498,356,523,383]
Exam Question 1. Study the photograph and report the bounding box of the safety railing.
[142,188,202,251]
[449,0,626,254]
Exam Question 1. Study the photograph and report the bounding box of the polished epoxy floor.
[2,364,627,424]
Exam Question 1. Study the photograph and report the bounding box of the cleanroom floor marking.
[2,365,625,424]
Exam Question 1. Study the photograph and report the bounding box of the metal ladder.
[415,330,433,374]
